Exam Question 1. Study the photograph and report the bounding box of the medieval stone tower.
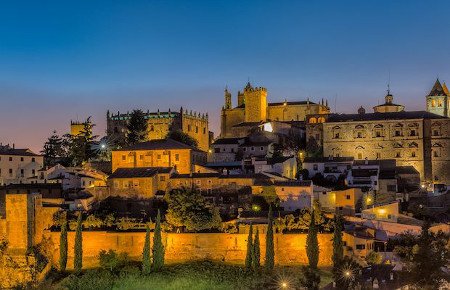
[243,82,267,122]
[426,79,449,117]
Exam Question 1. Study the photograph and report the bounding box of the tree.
[65,117,98,166]
[411,221,448,288]
[152,210,165,271]
[332,214,344,283]
[260,185,278,206]
[265,206,275,271]
[252,228,260,270]
[300,265,321,290]
[164,188,222,232]
[245,224,253,270]
[365,251,382,265]
[99,249,128,272]
[41,130,66,167]
[306,137,322,157]
[142,225,151,274]
[306,210,319,269]
[126,109,148,146]
[166,130,198,148]
[59,214,68,272]
[74,213,83,274]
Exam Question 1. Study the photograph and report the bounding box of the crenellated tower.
[243,82,268,122]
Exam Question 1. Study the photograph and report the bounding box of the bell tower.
[426,79,449,117]
[243,82,267,122]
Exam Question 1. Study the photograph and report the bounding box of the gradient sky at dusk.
[1,0,450,152]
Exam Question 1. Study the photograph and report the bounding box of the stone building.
[220,82,330,137]
[306,85,450,184]
[426,79,450,117]
[107,107,210,152]
[0,147,44,186]
[111,138,207,174]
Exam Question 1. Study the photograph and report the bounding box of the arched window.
[309,117,317,124]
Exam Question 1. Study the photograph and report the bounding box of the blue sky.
[1,1,450,151]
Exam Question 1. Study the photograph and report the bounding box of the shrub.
[152,209,165,271]
[365,251,382,265]
[98,249,129,272]
[83,214,103,229]
[74,213,83,274]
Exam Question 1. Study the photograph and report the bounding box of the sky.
[1,0,450,152]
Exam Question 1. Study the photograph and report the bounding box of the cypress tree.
[252,228,260,270]
[152,209,165,271]
[142,225,151,274]
[306,210,319,269]
[332,214,344,282]
[245,224,253,269]
[74,213,83,274]
[59,217,68,272]
[265,206,275,271]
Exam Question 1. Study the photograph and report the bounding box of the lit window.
[175,154,180,161]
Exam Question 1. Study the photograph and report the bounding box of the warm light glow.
[281,281,288,288]
[252,204,261,212]
[367,197,372,203]
[100,144,106,149]
[421,184,426,188]
[378,208,386,214]
[263,122,273,132]
[345,271,351,277]
[208,149,212,153]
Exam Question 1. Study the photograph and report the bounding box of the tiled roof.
[428,79,448,96]
[212,137,242,145]
[108,167,171,179]
[0,148,41,157]
[395,165,419,175]
[303,156,354,163]
[170,172,221,179]
[327,111,446,122]
[232,122,263,128]
[114,138,202,152]
[268,101,316,106]
[351,168,378,178]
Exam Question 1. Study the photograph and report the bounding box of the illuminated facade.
[107,107,210,152]
[221,82,330,137]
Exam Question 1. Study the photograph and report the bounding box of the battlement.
[107,108,209,121]
[245,86,267,93]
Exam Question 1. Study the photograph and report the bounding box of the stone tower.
[224,88,232,109]
[426,79,449,117]
[243,82,268,122]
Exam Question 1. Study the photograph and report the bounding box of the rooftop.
[303,156,354,163]
[114,138,202,152]
[212,137,242,145]
[0,148,41,157]
[327,110,446,122]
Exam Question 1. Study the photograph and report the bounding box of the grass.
[42,261,333,290]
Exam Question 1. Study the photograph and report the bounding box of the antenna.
[387,69,391,95]
[334,94,337,113]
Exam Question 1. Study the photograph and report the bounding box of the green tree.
[152,210,165,271]
[41,130,66,167]
[365,251,382,265]
[245,224,253,270]
[59,214,68,272]
[306,210,319,269]
[126,109,148,146]
[332,214,344,283]
[65,117,98,166]
[300,265,321,290]
[166,130,198,148]
[252,228,260,270]
[74,213,83,274]
[306,136,322,157]
[99,249,128,272]
[260,186,278,205]
[265,206,275,271]
[164,188,222,232]
[142,225,151,274]
[411,221,447,288]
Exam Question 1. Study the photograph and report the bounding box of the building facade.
[426,79,450,117]
[221,82,330,137]
[0,147,44,186]
[107,107,210,152]
[306,85,450,184]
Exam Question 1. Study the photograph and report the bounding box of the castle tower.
[237,90,245,107]
[426,79,449,117]
[224,88,232,109]
[243,82,267,122]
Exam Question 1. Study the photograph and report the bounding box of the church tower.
[426,79,449,117]
[224,87,232,109]
[243,82,267,122]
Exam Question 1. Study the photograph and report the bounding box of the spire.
[443,82,449,96]
[428,78,447,96]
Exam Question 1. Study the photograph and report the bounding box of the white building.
[0,147,44,185]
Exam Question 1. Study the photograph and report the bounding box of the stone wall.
[47,231,333,269]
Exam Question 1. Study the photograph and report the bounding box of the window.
[334,132,340,139]
[31,158,35,162]
[175,154,180,161]
[122,155,126,161]
[346,195,351,200]
[395,130,401,137]
[150,125,154,131]
[260,147,264,151]
[32,169,35,175]
[231,148,234,153]
[375,131,381,137]
[434,151,439,157]
[396,152,401,158]
[195,126,198,133]
[431,100,436,107]
[376,153,381,159]
[411,152,416,157]
[160,176,166,181]
[20,169,24,177]
[357,153,362,159]
[357,132,362,138]
[410,130,416,136]
[9,157,12,161]
[243,148,247,152]
[251,147,255,151]
[281,188,285,191]
[20,157,24,162]
[203,128,206,134]
[214,148,220,153]
[356,244,365,250]
[8,169,12,176]
[313,164,318,171]
[139,155,144,160]
[188,125,191,132]
[157,154,162,160]
[222,148,226,152]
[433,130,440,136]
[387,185,397,192]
